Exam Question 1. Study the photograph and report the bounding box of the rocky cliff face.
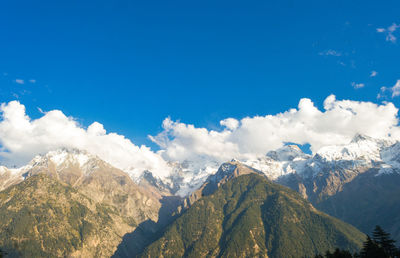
[0,173,135,257]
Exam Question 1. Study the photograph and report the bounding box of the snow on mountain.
[0,148,105,185]
[25,148,100,173]
[267,144,310,161]
[160,159,220,197]
[242,145,310,180]
[0,166,7,174]
[378,141,400,174]
[316,134,392,162]
[2,134,400,197]
[161,134,400,196]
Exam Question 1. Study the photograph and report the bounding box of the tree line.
[316,225,400,258]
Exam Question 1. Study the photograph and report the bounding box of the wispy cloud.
[377,23,400,43]
[319,49,342,56]
[351,82,365,89]
[29,79,36,83]
[391,80,400,97]
[378,80,400,98]
[370,71,378,77]
[15,79,24,85]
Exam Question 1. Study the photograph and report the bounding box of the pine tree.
[317,226,400,258]
[359,235,383,258]
[372,225,398,257]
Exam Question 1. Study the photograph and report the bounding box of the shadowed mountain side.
[316,169,400,243]
[112,195,182,258]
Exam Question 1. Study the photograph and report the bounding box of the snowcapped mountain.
[0,148,104,190]
[0,147,166,222]
[25,148,101,173]
[2,133,400,198]
[151,133,400,197]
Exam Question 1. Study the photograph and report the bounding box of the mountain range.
[0,134,399,256]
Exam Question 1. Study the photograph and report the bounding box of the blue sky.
[1,0,399,149]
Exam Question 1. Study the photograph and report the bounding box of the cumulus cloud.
[370,71,378,77]
[3,96,400,180]
[220,118,239,130]
[150,95,400,164]
[351,82,365,89]
[377,23,400,43]
[0,101,170,177]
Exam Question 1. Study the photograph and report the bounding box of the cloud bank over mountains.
[0,101,170,177]
[1,95,400,178]
[151,95,399,164]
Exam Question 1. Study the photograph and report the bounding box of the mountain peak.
[267,144,308,161]
[351,133,374,143]
[209,161,262,184]
[30,148,96,168]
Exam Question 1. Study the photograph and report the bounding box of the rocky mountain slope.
[139,173,365,257]
[0,173,132,257]
[0,149,175,257]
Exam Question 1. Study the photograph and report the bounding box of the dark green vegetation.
[0,174,135,257]
[315,226,400,258]
[140,174,365,258]
[315,248,353,258]
[316,170,400,243]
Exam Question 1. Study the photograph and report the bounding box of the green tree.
[372,225,398,257]
[359,235,384,258]
[316,225,400,258]
[315,248,354,258]
[327,248,353,258]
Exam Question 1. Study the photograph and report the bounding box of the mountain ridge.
[139,173,365,257]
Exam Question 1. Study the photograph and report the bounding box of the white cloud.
[319,49,342,56]
[29,79,36,83]
[378,80,400,98]
[150,95,400,164]
[0,101,170,178]
[377,23,400,43]
[351,82,365,89]
[220,118,239,130]
[15,79,24,85]
[391,80,400,98]
[3,96,400,181]
[370,71,378,77]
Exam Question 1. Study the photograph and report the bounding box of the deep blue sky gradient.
[0,0,399,148]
